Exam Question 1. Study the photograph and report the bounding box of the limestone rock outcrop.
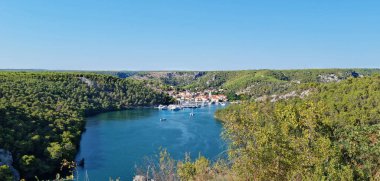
[0,149,20,181]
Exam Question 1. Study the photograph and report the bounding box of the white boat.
[168,105,181,111]
[220,102,226,106]
[157,105,168,110]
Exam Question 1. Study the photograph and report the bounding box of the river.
[75,105,226,180]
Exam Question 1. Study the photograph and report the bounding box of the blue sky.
[0,0,379,70]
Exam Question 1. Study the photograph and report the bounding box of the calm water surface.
[76,105,226,180]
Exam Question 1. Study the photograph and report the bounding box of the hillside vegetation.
[0,72,172,180]
[121,69,380,100]
[184,69,380,98]
[214,75,380,180]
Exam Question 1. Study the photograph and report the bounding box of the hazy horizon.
[1,67,380,72]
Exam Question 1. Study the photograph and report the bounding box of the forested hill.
[114,69,380,100]
[0,72,173,180]
[214,75,380,180]
[5,69,380,101]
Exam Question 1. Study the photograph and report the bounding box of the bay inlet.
[75,105,226,180]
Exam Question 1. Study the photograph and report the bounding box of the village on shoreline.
[157,88,234,110]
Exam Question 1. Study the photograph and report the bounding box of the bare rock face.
[0,149,20,181]
[300,89,311,98]
[132,175,156,181]
[78,77,95,87]
[255,89,313,102]
[318,74,340,83]
[133,175,147,181]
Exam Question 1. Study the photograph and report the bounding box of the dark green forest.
[0,72,172,180]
